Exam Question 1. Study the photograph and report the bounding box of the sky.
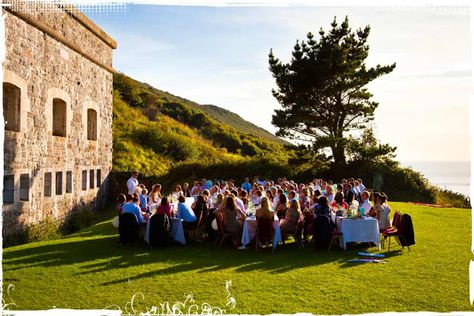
[89,5,472,162]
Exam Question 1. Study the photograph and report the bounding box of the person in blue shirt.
[139,189,148,212]
[176,195,197,229]
[122,195,145,224]
[241,177,252,193]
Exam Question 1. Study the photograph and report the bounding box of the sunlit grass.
[3,202,472,313]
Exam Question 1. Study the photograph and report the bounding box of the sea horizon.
[400,160,470,197]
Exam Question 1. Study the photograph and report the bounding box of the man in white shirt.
[359,191,373,216]
[208,185,219,207]
[313,179,322,193]
[357,178,366,193]
[127,171,139,195]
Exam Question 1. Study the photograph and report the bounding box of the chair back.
[397,213,407,234]
[256,217,274,244]
[195,209,205,231]
[215,213,226,234]
[392,211,402,229]
[119,212,139,244]
[149,213,171,247]
[313,215,331,250]
[304,212,314,223]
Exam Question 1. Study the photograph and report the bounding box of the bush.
[3,208,100,248]
[60,207,97,235]
[26,216,61,243]
[434,188,471,208]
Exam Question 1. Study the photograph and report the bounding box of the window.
[56,172,63,195]
[89,169,95,189]
[3,175,14,204]
[3,83,21,132]
[44,172,52,197]
[87,109,97,141]
[82,170,87,190]
[52,98,66,137]
[19,173,29,201]
[96,169,101,188]
[66,171,72,193]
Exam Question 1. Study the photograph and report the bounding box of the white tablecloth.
[336,216,380,250]
[145,217,186,245]
[241,215,282,249]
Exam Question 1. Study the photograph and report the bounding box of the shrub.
[60,207,97,235]
[434,188,471,208]
[26,216,61,243]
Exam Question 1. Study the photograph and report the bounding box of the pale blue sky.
[89,5,471,162]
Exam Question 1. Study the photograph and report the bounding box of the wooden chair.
[255,217,274,255]
[282,216,303,248]
[328,230,343,251]
[184,209,205,242]
[215,213,235,248]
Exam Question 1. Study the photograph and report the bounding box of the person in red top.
[155,197,173,218]
[330,192,348,211]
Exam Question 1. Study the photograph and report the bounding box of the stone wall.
[2,5,115,236]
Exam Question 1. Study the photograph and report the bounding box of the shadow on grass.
[3,216,403,285]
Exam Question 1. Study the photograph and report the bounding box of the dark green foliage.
[434,188,471,209]
[60,207,97,235]
[269,16,396,164]
[3,216,61,247]
[346,128,397,164]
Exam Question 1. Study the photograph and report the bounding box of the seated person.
[252,190,262,207]
[176,195,197,229]
[330,192,349,215]
[298,188,310,209]
[280,199,301,234]
[216,196,246,241]
[192,195,208,222]
[116,193,127,216]
[122,194,145,224]
[287,190,297,201]
[156,197,172,218]
[325,185,335,204]
[314,196,330,217]
[376,193,391,230]
[139,189,149,213]
[359,191,373,216]
[275,194,288,219]
[255,196,274,220]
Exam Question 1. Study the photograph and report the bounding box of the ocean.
[401,161,470,197]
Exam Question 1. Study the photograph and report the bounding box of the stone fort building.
[2,1,116,237]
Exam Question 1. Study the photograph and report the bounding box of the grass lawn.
[2,202,473,314]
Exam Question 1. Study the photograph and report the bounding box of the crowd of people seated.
[116,171,392,248]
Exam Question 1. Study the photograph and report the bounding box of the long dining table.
[334,215,381,250]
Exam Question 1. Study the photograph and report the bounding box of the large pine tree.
[269,16,396,165]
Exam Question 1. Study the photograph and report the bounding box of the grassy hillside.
[112,73,292,176]
[2,202,472,313]
[194,103,288,145]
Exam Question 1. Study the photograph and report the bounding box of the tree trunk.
[332,143,346,165]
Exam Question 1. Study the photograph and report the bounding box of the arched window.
[52,98,66,137]
[3,83,21,132]
[87,109,97,141]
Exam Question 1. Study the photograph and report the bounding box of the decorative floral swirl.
[2,284,17,311]
[0,281,236,314]
[102,280,235,315]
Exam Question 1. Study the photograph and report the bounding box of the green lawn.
[2,202,473,314]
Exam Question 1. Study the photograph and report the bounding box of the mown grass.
[2,202,473,314]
